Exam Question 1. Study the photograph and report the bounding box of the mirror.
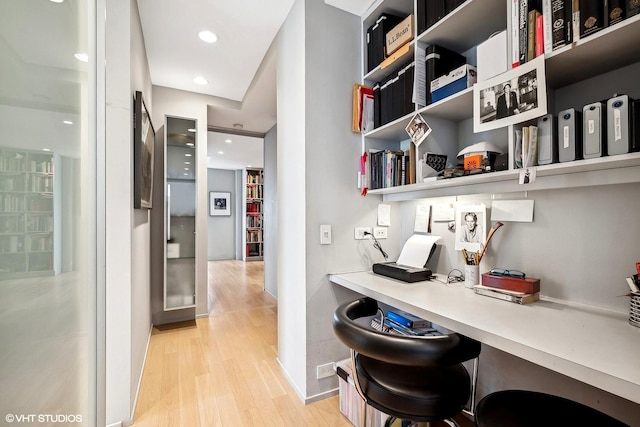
[164,116,196,310]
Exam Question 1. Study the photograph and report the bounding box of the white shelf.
[415,0,507,53]
[370,152,640,201]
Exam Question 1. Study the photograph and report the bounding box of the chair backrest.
[332,297,481,367]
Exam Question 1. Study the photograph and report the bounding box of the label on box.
[386,15,413,56]
[430,64,477,92]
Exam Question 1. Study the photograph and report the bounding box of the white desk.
[329,271,640,405]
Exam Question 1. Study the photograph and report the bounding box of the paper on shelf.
[396,234,441,269]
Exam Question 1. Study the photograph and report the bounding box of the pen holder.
[630,294,640,328]
[464,264,479,289]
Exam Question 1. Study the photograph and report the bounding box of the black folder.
[425,44,466,105]
[426,0,447,30]
[366,13,404,72]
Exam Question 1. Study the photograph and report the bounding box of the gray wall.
[207,168,237,260]
[264,125,277,297]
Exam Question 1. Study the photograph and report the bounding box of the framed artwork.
[473,56,547,133]
[455,204,487,252]
[209,191,231,216]
[133,91,155,209]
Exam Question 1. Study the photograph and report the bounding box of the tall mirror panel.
[164,116,196,310]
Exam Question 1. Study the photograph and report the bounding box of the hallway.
[131,260,349,426]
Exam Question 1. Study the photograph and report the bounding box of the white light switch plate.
[320,224,331,244]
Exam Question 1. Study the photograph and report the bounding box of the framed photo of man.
[455,204,487,252]
[473,56,547,132]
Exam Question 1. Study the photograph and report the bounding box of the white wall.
[264,125,278,297]
[105,0,155,424]
[207,168,237,260]
[276,0,308,398]
[277,0,389,401]
[151,87,210,318]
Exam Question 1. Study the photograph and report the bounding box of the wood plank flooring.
[132,260,475,427]
[132,260,351,427]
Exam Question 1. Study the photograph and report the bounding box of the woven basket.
[630,294,640,327]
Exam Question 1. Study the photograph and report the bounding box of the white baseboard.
[275,357,339,404]
[124,323,153,426]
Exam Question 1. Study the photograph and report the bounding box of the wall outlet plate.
[354,227,372,240]
[373,227,388,239]
[316,362,335,379]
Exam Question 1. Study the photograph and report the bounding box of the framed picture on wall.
[209,191,231,216]
[133,91,155,209]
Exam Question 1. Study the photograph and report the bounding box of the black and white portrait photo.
[455,204,487,252]
[474,56,547,132]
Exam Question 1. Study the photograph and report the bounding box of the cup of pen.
[462,249,480,289]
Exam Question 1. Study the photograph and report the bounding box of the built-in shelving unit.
[0,148,56,278]
[360,0,640,200]
[243,168,263,261]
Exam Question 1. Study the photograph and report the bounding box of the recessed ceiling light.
[185,153,192,157]
[43,148,52,152]
[247,164,252,167]
[186,142,194,147]
[185,161,191,165]
[193,76,208,85]
[74,53,88,62]
[63,120,73,125]
[183,173,189,176]
[184,167,189,170]
[187,128,196,132]
[225,139,232,143]
[50,0,64,3]
[218,151,224,155]
[198,30,218,43]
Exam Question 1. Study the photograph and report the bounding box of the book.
[386,309,431,328]
[629,0,640,17]
[578,0,605,38]
[512,0,521,67]
[481,273,541,294]
[518,0,529,64]
[551,0,572,50]
[608,0,626,26]
[527,8,541,61]
[535,13,545,57]
[572,0,580,42]
[474,284,540,304]
[542,0,553,55]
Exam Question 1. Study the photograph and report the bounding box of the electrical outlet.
[373,227,388,239]
[354,227,372,240]
[316,362,335,379]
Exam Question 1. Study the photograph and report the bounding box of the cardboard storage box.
[336,359,388,427]
[430,64,477,103]
[385,15,413,56]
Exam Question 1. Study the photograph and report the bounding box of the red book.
[535,14,544,57]
[481,273,541,294]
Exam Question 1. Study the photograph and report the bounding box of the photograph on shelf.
[473,56,547,133]
[133,91,155,209]
[209,191,231,216]
[405,112,432,146]
[454,204,487,252]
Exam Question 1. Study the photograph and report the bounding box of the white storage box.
[476,30,508,81]
[430,64,477,103]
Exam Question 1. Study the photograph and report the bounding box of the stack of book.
[474,273,541,304]
[371,309,443,336]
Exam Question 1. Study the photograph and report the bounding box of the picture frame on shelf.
[133,91,155,209]
[209,191,231,216]
[473,56,547,133]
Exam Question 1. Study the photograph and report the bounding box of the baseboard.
[124,323,153,426]
[106,422,122,427]
[275,357,340,404]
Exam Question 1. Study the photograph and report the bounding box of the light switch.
[320,224,332,245]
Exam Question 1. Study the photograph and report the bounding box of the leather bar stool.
[474,390,629,427]
[332,297,481,427]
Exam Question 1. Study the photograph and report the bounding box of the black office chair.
[332,297,481,427]
[474,390,629,427]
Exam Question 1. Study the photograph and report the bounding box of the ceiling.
[137,0,375,170]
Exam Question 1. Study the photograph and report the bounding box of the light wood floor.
[132,260,351,427]
[132,260,475,427]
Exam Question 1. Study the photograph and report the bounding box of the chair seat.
[357,354,471,422]
[475,390,629,427]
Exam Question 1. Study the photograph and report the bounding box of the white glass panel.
[0,0,98,424]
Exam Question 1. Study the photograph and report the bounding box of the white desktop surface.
[329,271,640,405]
